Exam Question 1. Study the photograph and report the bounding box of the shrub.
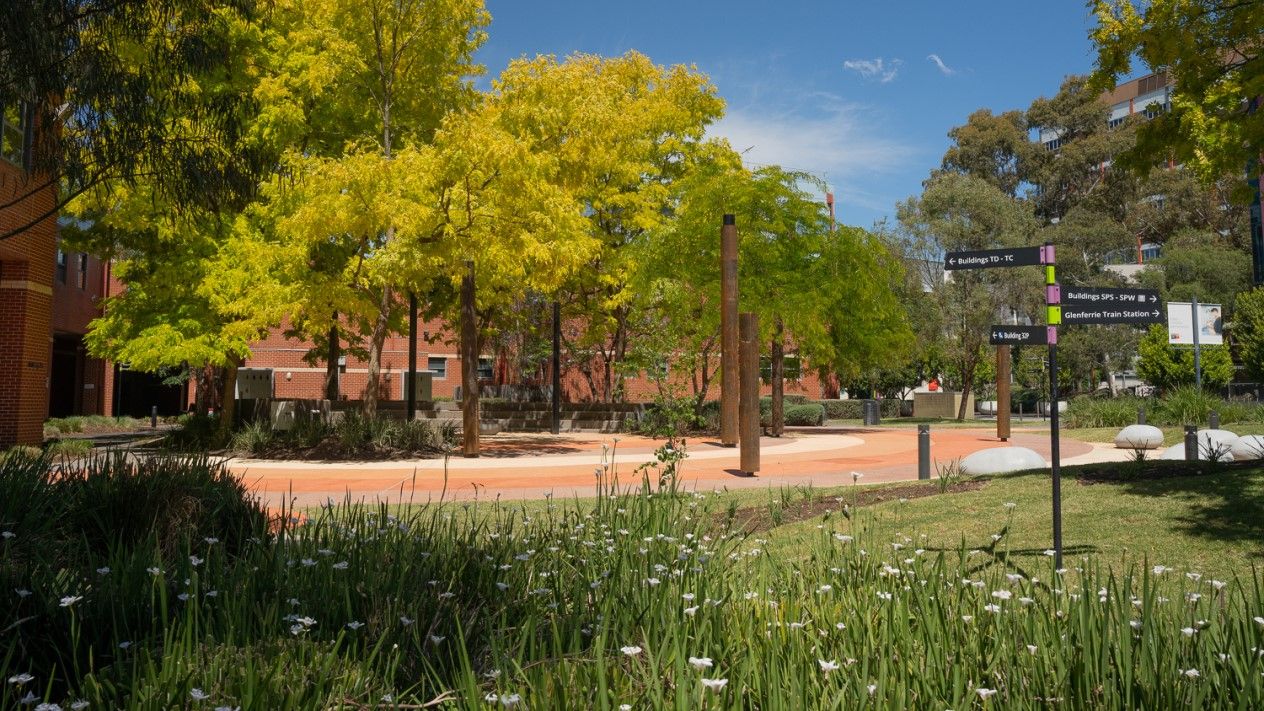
[44,438,93,459]
[1065,396,1145,428]
[783,403,825,426]
[1156,386,1221,426]
[165,414,227,451]
[815,399,901,420]
[230,419,275,456]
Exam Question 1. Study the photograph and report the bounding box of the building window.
[78,253,89,289]
[56,249,67,283]
[1,103,28,168]
[427,356,446,379]
[478,357,494,380]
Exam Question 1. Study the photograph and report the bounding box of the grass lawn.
[1065,422,1264,445]
[761,462,1264,581]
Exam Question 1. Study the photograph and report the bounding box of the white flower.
[1254,616,1264,627]
[346,621,364,630]
[688,656,713,669]
[682,593,695,601]
[1181,627,1197,637]
[400,616,414,626]
[96,567,110,575]
[204,537,219,545]
[118,641,132,650]
[851,471,863,482]
[190,688,210,701]
[429,635,445,645]
[1212,580,1227,590]
[59,595,82,607]
[146,567,161,576]
[1187,572,1202,581]
[620,646,642,656]
[984,604,1001,613]
[1004,502,1016,509]
[817,584,833,593]
[213,707,239,711]
[1019,597,1034,606]
[977,687,998,699]
[1130,620,1143,630]
[8,673,34,685]
[1,531,14,539]
[495,582,509,591]
[299,558,315,567]
[683,606,699,616]
[1182,668,1200,679]
[498,693,522,708]
[1152,565,1169,575]
[15,589,32,598]
[867,684,877,696]
[835,622,846,630]
[992,590,1012,601]
[190,556,204,566]
[961,615,974,623]
[876,591,892,601]
[1043,549,1056,557]
[1026,645,1038,655]
[35,704,61,711]
[70,702,89,711]
[619,706,631,711]
[332,561,349,570]
[700,678,728,692]
[644,577,660,587]
[818,659,840,673]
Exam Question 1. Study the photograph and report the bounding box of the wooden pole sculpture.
[721,214,739,447]
[739,312,760,474]
[461,261,479,457]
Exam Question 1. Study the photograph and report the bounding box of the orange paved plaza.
[226,426,1105,509]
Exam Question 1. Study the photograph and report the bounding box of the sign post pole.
[1043,243,1063,569]
[997,345,1011,441]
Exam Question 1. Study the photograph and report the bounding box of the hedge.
[784,403,826,426]
[815,399,902,420]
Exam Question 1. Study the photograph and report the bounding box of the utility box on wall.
[236,368,274,400]
[403,372,433,402]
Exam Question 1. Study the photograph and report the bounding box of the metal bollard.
[1137,407,1146,425]
[1209,411,1219,430]
[1184,425,1198,462]
[151,405,158,428]
[918,424,931,480]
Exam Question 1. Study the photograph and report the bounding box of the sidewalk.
[227,426,1116,508]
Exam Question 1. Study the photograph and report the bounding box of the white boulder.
[1114,424,1164,450]
[1232,434,1264,461]
[960,447,1047,475]
[978,401,998,415]
[1158,441,1235,462]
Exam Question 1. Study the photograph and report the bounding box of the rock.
[1200,429,1239,451]
[1114,424,1164,450]
[1158,441,1234,462]
[1232,434,1264,461]
[1037,401,1068,416]
[960,447,1047,475]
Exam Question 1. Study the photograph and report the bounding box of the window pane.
[478,357,493,380]
[427,357,446,378]
[79,253,89,288]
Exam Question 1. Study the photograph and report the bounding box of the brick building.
[0,101,55,447]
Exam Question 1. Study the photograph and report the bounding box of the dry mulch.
[726,480,988,534]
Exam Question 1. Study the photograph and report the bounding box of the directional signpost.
[944,246,1043,270]
[989,325,1049,346]
[947,247,1169,568]
[948,243,1064,566]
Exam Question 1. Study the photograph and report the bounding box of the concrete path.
[227,426,1112,509]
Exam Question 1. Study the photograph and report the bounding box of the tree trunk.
[957,363,974,422]
[364,287,393,419]
[771,317,785,437]
[325,316,340,401]
[460,262,480,457]
[219,358,240,437]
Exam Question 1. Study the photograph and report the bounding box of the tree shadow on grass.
[1074,460,1264,561]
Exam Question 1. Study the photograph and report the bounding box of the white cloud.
[842,57,902,83]
[927,54,956,76]
[706,98,917,215]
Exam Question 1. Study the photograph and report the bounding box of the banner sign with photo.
[1167,302,1223,345]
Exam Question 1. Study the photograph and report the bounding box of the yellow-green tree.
[258,0,488,417]
[1090,0,1264,196]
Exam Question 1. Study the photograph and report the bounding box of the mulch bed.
[727,480,988,534]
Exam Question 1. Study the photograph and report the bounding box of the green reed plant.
[3,453,1264,708]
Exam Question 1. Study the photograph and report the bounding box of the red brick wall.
[0,161,57,446]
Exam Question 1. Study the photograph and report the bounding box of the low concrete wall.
[914,391,974,419]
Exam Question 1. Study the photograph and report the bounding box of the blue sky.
[477,1,1112,228]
